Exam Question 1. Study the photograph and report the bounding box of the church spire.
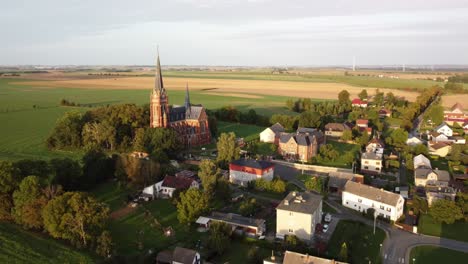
[185,82,191,115]
[154,47,164,92]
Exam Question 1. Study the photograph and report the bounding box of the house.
[278,128,324,162]
[378,108,392,118]
[260,123,285,143]
[425,186,456,206]
[328,172,364,195]
[450,136,466,144]
[342,181,404,221]
[229,159,275,186]
[406,136,423,146]
[196,212,266,236]
[434,122,453,137]
[356,119,369,128]
[352,98,368,108]
[365,138,385,154]
[427,131,449,142]
[156,247,201,264]
[414,168,450,187]
[324,122,352,138]
[463,122,468,133]
[413,154,431,170]
[428,142,451,157]
[263,250,349,264]
[153,175,199,198]
[443,102,468,126]
[361,152,382,175]
[276,192,322,242]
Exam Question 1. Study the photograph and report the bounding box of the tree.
[286,99,295,111]
[305,176,323,193]
[358,89,368,100]
[216,132,240,167]
[339,242,348,262]
[429,199,463,224]
[46,111,84,149]
[456,192,468,221]
[282,235,305,252]
[298,111,321,128]
[239,198,257,217]
[341,130,353,141]
[50,158,82,191]
[411,195,428,215]
[448,144,462,162]
[374,90,384,106]
[12,176,46,229]
[385,128,408,150]
[82,121,116,150]
[132,128,146,152]
[82,148,114,189]
[144,127,180,158]
[271,178,287,193]
[208,222,232,255]
[96,230,113,258]
[13,159,51,179]
[424,105,444,126]
[198,159,221,196]
[208,115,218,137]
[0,161,21,194]
[338,90,351,105]
[359,131,370,147]
[412,144,428,156]
[176,188,209,225]
[0,193,13,220]
[42,192,109,248]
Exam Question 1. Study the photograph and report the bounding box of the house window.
[376,162,381,165]
[364,161,369,164]
[358,199,362,203]
[376,168,380,171]
[289,212,293,216]
[364,166,369,170]
[346,201,349,204]
[387,208,391,212]
[380,205,384,210]
[288,229,293,233]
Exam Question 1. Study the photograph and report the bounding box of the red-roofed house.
[229,159,275,186]
[378,108,392,118]
[443,102,467,125]
[154,175,199,198]
[356,119,369,128]
[352,98,368,108]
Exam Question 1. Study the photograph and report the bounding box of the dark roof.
[279,133,293,144]
[207,212,265,229]
[430,142,451,150]
[172,247,198,264]
[367,138,385,147]
[169,106,187,122]
[325,123,350,131]
[276,192,322,214]
[297,127,317,134]
[328,172,355,189]
[162,175,196,189]
[154,54,164,92]
[230,159,274,170]
[186,106,203,120]
[415,168,450,182]
[344,181,402,206]
[361,152,381,160]
[270,123,285,133]
[156,250,173,263]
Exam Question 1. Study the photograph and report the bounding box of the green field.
[0,222,94,263]
[418,214,468,242]
[326,220,385,264]
[316,141,360,168]
[410,246,468,264]
[217,121,265,141]
[0,78,291,161]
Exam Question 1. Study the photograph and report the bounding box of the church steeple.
[154,48,164,93]
[185,82,191,115]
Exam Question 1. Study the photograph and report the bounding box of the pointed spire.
[185,82,191,115]
[155,46,164,92]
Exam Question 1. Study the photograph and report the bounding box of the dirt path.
[109,204,137,220]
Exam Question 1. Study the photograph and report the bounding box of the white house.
[428,142,452,157]
[428,132,449,142]
[414,168,450,187]
[229,159,274,186]
[435,123,453,137]
[342,181,404,221]
[406,136,423,146]
[361,152,382,175]
[152,175,199,198]
[365,138,384,154]
[276,192,322,242]
[413,154,431,170]
[260,123,285,143]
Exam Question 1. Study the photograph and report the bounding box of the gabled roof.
[186,105,203,120]
[451,102,464,112]
[325,123,350,131]
[161,175,196,189]
[430,142,451,150]
[361,152,381,160]
[230,159,274,170]
[344,181,402,207]
[414,168,450,182]
[378,108,392,114]
[172,247,198,264]
[413,154,431,170]
[270,123,285,133]
[356,119,368,125]
[367,138,385,147]
[352,98,367,105]
[277,191,322,214]
[434,122,451,131]
[279,133,293,144]
[297,127,317,134]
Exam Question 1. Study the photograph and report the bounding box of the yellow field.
[16,76,421,101]
[441,94,468,109]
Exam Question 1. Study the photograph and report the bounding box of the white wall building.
[276,192,322,242]
[361,152,382,174]
[435,123,453,137]
[413,154,431,170]
[406,136,423,146]
[260,123,285,143]
[229,159,274,186]
[342,181,404,221]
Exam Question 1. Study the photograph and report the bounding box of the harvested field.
[15,77,420,101]
[202,92,263,99]
[441,94,468,109]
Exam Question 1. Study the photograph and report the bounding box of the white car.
[323,224,329,233]
[324,213,332,223]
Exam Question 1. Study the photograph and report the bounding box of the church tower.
[150,51,169,128]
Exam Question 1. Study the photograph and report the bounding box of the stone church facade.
[150,53,211,147]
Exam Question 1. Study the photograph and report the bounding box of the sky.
[2,0,468,66]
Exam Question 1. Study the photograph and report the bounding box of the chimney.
[292,191,297,197]
[284,200,289,206]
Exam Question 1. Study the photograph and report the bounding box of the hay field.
[15,76,421,101]
[441,94,468,109]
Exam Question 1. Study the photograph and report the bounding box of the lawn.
[410,246,468,264]
[91,181,135,211]
[210,237,271,264]
[316,141,360,168]
[217,121,266,141]
[418,214,468,242]
[326,220,385,264]
[0,222,95,263]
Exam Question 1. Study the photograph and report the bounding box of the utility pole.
[353,56,356,71]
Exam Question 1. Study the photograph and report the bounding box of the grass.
[418,214,468,242]
[0,222,95,263]
[210,237,271,264]
[326,220,385,264]
[410,246,468,264]
[322,202,338,214]
[217,121,265,141]
[316,141,360,168]
[91,181,134,211]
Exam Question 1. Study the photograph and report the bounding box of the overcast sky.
[2,0,468,66]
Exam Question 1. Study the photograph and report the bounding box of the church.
[150,53,211,147]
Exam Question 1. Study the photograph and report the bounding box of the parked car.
[323,224,329,233]
[324,213,332,223]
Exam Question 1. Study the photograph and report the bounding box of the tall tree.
[341,130,353,141]
[176,188,209,225]
[0,161,21,194]
[385,128,408,150]
[298,111,321,128]
[198,159,221,196]
[144,127,180,157]
[13,159,51,179]
[12,176,46,229]
[430,199,463,224]
[216,132,240,167]
[96,230,113,258]
[338,90,351,105]
[305,176,323,193]
[50,158,82,191]
[42,192,109,248]
[358,89,368,101]
[82,148,114,189]
[46,111,84,149]
[208,222,232,255]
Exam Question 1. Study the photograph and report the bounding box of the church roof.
[186,106,203,120]
[154,51,164,93]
